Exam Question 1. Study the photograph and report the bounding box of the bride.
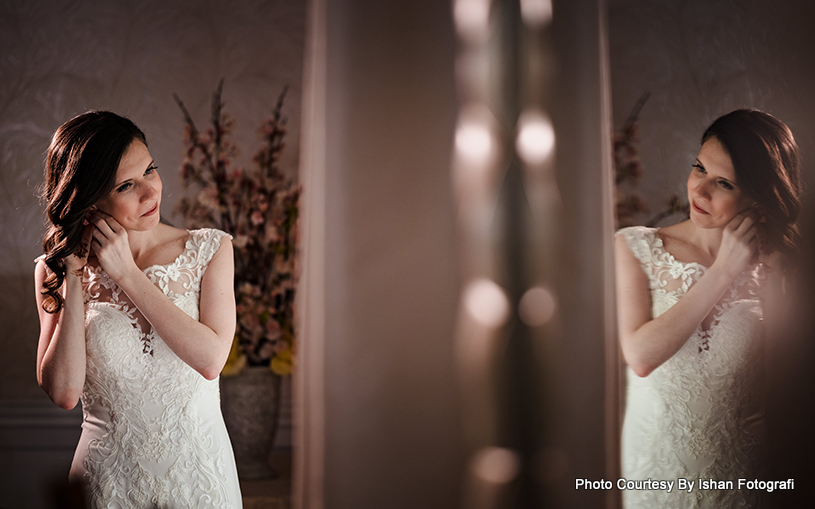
[615,109,801,508]
[35,111,242,507]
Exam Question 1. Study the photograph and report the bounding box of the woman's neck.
[126,224,164,262]
[682,220,724,260]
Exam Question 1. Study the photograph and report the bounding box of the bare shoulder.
[655,220,716,266]
[656,220,693,253]
[155,223,191,256]
[656,220,690,244]
[135,224,191,269]
[157,223,190,245]
[34,258,49,286]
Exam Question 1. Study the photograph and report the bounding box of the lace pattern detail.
[77,229,240,508]
[618,227,764,509]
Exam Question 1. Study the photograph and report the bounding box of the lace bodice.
[618,226,764,509]
[72,228,242,508]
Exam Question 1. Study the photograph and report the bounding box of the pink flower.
[263,224,280,243]
[239,312,259,330]
[265,318,282,337]
[238,282,256,296]
[176,84,299,371]
[258,342,275,359]
[233,235,250,249]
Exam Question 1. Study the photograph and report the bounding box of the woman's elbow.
[44,385,81,410]
[54,395,80,410]
[199,339,233,380]
[620,348,656,378]
[199,358,227,381]
[200,367,222,381]
[38,374,82,410]
[628,362,655,378]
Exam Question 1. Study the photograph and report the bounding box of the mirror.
[608,0,815,506]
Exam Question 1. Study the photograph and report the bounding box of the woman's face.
[687,137,753,229]
[95,140,162,231]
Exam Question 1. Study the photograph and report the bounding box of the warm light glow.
[516,111,555,165]
[472,447,521,484]
[454,0,492,43]
[520,0,553,27]
[518,286,556,327]
[464,278,510,328]
[456,118,493,163]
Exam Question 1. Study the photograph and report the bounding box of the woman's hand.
[711,210,759,280]
[89,211,139,282]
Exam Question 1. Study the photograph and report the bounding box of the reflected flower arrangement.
[614,92,689,228]
[614,106,649,228]
[174,81,301,376]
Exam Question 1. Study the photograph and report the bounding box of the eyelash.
[692,163,734,190]
[116,165,158,193]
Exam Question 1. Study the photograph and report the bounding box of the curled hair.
[702,109,802,260]
[40,111,146,313]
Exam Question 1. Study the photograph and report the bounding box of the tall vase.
[220,366,282,480]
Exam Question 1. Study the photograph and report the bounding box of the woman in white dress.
[35,111,242,507]
[615,109,801,508]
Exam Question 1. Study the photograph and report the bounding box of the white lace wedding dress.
[618,227,764,509]
[68,228,242,508]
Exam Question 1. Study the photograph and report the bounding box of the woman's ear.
[757,207,767,224]
[83,206,97,225]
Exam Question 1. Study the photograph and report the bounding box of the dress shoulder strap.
[189,228,232,269]
[616,226,659,268]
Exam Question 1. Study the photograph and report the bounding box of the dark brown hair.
[702,109,802,259]
[40,111,146,313]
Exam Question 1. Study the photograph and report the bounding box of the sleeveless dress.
[618,227,764,509]
[68,228,242,508]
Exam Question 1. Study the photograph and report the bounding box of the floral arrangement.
[174,80,300,376]
[614,121,648,227]
[614,92,688,227]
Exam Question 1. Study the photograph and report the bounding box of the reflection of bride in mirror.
[615,109,801,508]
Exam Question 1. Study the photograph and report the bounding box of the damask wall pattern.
[0,0,306,399]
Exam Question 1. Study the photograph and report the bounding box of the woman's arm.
[115,239,236,380]
[35,261,87,410]
[616,214,758,377]
[616,236,731,376]
[91,215,236,380]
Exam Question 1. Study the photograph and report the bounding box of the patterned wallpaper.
[608,0,815,224]
[0,0,306,399]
